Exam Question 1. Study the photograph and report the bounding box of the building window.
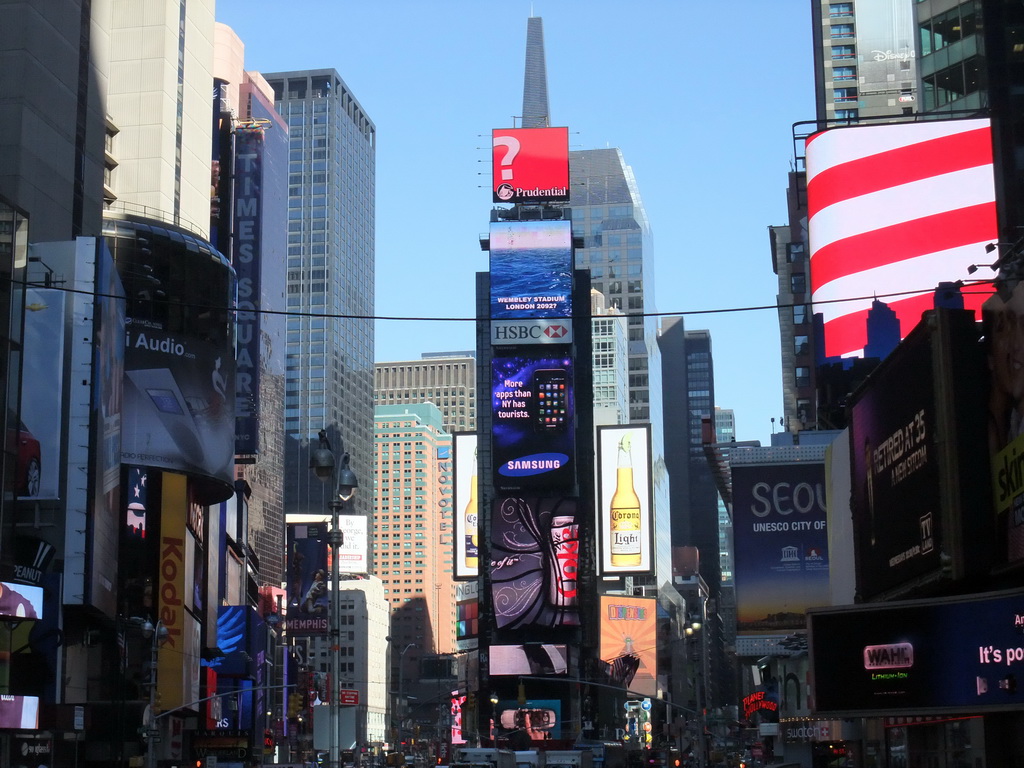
[795,366,811,388]
[833,87,858,102]
[786,243,805,263]
[794,335,809,356]
[829,3,853,17]
[790,273,807,294]
[793,304,808,325]
[833,109,859,122]
[832,45,855,60]
[830,24,854,39]
[833,66,856,82]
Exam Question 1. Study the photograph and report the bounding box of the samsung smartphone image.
[532,368,568,432]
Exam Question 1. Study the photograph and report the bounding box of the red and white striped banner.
[807,118,998,358]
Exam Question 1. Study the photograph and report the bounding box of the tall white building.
[105,0,217,237]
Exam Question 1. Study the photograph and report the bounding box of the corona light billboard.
[492,127,570,204]
[453,433,479,580]
[597,425,653,575]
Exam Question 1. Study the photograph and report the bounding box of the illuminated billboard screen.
[0,581,43,621]
[490,497,579,629]
[492,127,570,204]
[0,696,39,729]
[490,644,569,676]
[597,425,653,575]
[489,220,573,320]
[494,699,562,741]
[599,596,657,697]
[491,352,575,491]
[731,462,830,635]
[286,524,329,634]
[986,286,1024,567]
[453,433,479,580]
[849,322,941,600]
[809,590,1024,715]
[807,118,997,358]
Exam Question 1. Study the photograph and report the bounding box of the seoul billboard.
[597,425,653,575]
[491,352,574,491]
[492,127,570,204]
[490,496,580,630]
[809,589,1024,716]
[489,220,573,321]
[731,462,830,635]
[807,118,997,358]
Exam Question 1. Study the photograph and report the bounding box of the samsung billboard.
[491,352,575,491]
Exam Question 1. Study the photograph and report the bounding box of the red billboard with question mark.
[492,127,570,204]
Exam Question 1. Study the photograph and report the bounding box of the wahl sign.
[492,319,573,346]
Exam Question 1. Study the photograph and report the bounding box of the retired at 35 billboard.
[492,127,570,204]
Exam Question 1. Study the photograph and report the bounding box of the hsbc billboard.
[491,319,573,345]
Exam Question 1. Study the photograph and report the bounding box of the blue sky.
[215,1,816,446]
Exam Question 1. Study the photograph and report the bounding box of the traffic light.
[288,693,302,718]
[264,729,275,749]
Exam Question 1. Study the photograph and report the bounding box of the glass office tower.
[264,69,376,516]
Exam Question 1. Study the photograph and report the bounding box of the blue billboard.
[491,352,574,490]
[731,461,830,634]
[489,220,573,320]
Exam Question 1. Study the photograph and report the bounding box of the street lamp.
[311,430,359,768]
[396,643,417,748]
[127,616,169,768]
[489,694,499,744]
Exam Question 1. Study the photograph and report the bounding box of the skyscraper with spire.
[521,16,550,128]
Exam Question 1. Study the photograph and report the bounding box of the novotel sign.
[492,319,573,346]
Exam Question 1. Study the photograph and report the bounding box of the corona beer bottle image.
[610,432,642,566]
[465,448,478,569]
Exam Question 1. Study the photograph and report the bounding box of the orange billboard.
[599,595,657,697]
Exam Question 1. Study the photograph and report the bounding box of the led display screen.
[489,220,573,321]
[491,353,574,491]
[731,462,830,635]
[490,497,579,629]
[807,118,997,358]
[492,127,570,204]
[453,433,479,580]
[490,644,569,676]
[809,590,1024,715]
[597,425,653,575]
[599,596,657,697]
[849,325,941,600]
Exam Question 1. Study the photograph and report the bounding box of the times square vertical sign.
[232,128,263,455]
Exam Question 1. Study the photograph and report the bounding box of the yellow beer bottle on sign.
[610,432,642,566]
